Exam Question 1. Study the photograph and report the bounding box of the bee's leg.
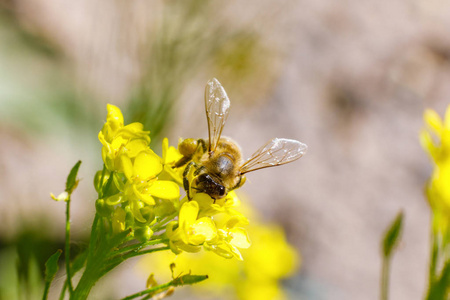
[193,165,206,176]
[174,156,191,168]
[183,161,197,200]
[197,139,207,153]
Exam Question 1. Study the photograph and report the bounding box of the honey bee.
[175,78,307,200]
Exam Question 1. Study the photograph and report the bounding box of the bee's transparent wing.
[239,138,307,174]
[205,78,230,152]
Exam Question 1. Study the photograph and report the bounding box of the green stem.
[120,281,173,300]
[111,239,168,257]
[381,256,390,300]
[429,230,439,286]
[120,274,209,300]
[101,246,170,278]
[65,195,74,294]
[58,280,67,300]
[87,214,99,264]
[151,213,178,232]
[42,282,50,300]
[120,245,170,260]
[70,260,102,300]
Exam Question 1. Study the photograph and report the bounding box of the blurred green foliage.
[127,0,272,147]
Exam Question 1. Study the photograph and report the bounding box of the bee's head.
[196,173,227,199]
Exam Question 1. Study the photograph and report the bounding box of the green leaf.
[65,160,82,193]
[427,260,450,300]
[382,211,404,258]
[172,274,208,286]
[44,249,62,282]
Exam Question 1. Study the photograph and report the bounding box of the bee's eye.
[219,185,226,196]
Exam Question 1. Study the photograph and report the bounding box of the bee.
[175,78,307,200]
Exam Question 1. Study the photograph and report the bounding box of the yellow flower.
[167,201,217,254]
[138,199,299,300]
[98,104,150,173]
[204,214,251,260]
[98,105,181,226]
[421,106,450,242]
[100,104,124,142]
[118,150,180,222]
[194,191,243,218]
[160,138,184,185]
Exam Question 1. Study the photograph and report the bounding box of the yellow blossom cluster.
[421,106,450,245]
[96,104,180,241]
[95,104,250,258]
[139,200,299,300]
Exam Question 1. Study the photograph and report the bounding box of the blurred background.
[1,0,449,299]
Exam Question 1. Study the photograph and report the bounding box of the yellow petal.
[125,139,149,158]
[229,228,251,249]
[132,184,156,205]
[166,146,183,164]
[120,155,133,180]
[106,104,124,132]
[179,201,199,230]
[106,104,124,122]
[176,242,202,253]
[226,216,249,229]
[134,151,163,180]
[120,123,150,142]
[424,109,443,135]
[162,138,169,161]
[445,106,450,130]
[420,130,437,161]
[228,244,244,260]
[191,217,217,242]
[131,200,147,223]
[204,242,234,259]
[50,191,69,202]
[148,181,180,199]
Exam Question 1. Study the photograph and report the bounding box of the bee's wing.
[205,78,230,152]
[239,138,307,174]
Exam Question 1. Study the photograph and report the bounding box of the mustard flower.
[167,201,217,254]
[166,192,250,260]
[98,104,150,173]
[420,106,450,242]
[138,200,299,300]
[204,214,251,260]
[194,191,243,218]
[103,149,180,223]
[98,105,180,225]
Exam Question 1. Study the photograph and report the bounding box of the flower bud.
[134,226,154,242]
[95,198,113,217]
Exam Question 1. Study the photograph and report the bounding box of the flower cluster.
[96,104,180,241]
[95,104,250,258]
[166,192,251,260]
[139,200,299,300]
[420,106,450,245]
